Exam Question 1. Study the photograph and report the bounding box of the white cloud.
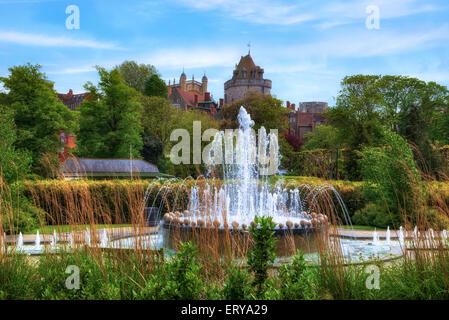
[0,30,119,49]
[175,0,446,26]
[140,47,242,69]
[291,24,449,58]
[176,0,315,25]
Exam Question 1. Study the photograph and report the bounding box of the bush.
[352,203,398,228]
[277,250,315,299]
[0,253,38,299]
[247,216,277,298]
[222,266,253,300]
[358,130,423,227]
[1,182,40,234]
[141,241,204,299]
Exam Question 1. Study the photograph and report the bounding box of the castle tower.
[202,73,208,95]
[224,53,271,104]
[180,69,186,91]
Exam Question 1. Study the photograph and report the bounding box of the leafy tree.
[0,63,75,173]
[144,74,168,98]
[354,129,423,227]
[141,135,163,164]
[140,96,177,144]
[327,75,385,180]
[77,67,143,158]
[329,75,449,179]
[164,109,219,178]
[303,125,342,150]
[0,107,32,183]
[114,61,156,93]
[221,90,289,132]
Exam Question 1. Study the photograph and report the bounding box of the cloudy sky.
[0,0,448,105]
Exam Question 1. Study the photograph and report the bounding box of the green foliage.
[141,135,164,164]
[115,60,157,93]
[0,253,38,299]
[327,75,385,179]
[247,215,277,297]
[0,63,76,173]
[303,125,342,150]
[77,67,143,158]
[328,74,449,179]
[0,107,32,184]
[356,129,422,227]
[277,250,314,299]
[144,74,168,98]
[221,90,289,132]
[141,241,204,299]
[222,266,253,300]
[1,182,40,234]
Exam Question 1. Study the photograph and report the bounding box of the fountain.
[399,226,405,247]
[372,228,379,245]
[160,107,329,256]
[68,232,74,248]
[50,230,57,249]
[386,226,391,245]
[34,231,42,251]
[17,232,23,252]
[85,228,91,246]
[100,229,109,247]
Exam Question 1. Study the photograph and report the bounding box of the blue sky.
[0,0,448,106]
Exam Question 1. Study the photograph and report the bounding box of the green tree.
[221,90,289,132]
[327,75,390,179]
[77,67,143,158]
[114,61,156,93]
[354,129,422,227]
[303,125,342,150]
[0,107,32,183]
[144,74,168,98]
[0,63,75,173]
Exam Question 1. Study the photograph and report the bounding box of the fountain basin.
[160,220,325,257]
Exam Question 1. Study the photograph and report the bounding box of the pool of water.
[7,235,403,265]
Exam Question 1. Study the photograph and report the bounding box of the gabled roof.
[61,158,160,176]
[174,88,205,107]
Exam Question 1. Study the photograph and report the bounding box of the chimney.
[286,101,290,109]
[291,103,296,111]
[204,92,211,101]
[219,98,224,107]
[194,94,198,106]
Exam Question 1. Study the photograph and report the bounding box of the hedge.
[22,177,449,226]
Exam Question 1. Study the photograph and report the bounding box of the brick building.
[57,89,89,111]
[168,71,222,117]
[287,101,328,143]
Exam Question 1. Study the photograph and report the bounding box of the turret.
[180,69,186,90]
[202,73,208,95]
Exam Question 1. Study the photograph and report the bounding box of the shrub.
[0,252,38,299]
[247,216,277,298]
[358,130,423,227]
[277,250,315,299]
[222,266,253,300]
[141,241,204,299]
